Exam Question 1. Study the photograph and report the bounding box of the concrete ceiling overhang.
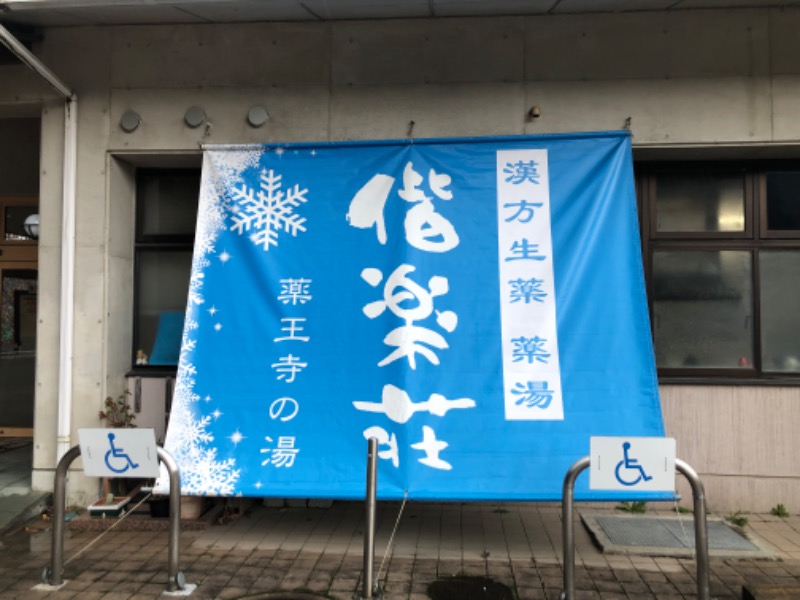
[1,0,800,27]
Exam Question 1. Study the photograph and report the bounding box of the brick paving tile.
[306,576,334,592]
[620,579,651,594]
[6,503,800,599]
[329,578,359,593]
[618,567,647,580]
[97,592,139,600]
[232,564,261,578]
[277,576,309,589]
[97,570,129,582]
[63,592,106,600]
[673,580,701,594]
[518,586,549,599]
[647,580,681,595]
[638,570,668,583]
[587,568,618,581]
[61,578,92,591]
[104,580,145,593]
[518,575,549,589]
[126,570,156,583]
[409,580,431,594]
[539,575,563,589]
[132,582,165,595]
[80,580,116,593]
[594,579,624,593]
[573,591,602,599]
[544,587,564,599]
[214,585,249,598]
[198,573,233,588]
[229,574,259,589]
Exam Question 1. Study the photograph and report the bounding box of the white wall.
[2,8,798,507]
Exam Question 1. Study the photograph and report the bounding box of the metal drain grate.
[594,515,759,551]
[428,576,514,600]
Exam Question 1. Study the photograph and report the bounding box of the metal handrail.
[45,445,185,592]
[560,456,709,600]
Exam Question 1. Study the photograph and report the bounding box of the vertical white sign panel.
[497,149,563,420]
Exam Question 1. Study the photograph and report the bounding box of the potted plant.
[91,391,141,515]
[98,390,137,429]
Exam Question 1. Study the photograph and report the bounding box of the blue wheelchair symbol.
[104,432,139,474]
[614,441,653,486]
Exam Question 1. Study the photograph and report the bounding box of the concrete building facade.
[1,5,799,511]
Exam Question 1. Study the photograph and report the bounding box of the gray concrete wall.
[1,9,799,507]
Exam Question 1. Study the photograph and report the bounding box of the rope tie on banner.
[63,491,152,566]
[376,489,409,592]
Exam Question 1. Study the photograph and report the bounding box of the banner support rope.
[375,489,409,594]
[63,491,152,566]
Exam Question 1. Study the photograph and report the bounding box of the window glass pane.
[136,251,192,366]
[760,251,800,372]
[4,205,38,240]
[652,250,752,368]
[139,172,199,237]
[655,173,745,233]
[765,172,800,232]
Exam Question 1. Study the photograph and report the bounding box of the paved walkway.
[2,500,800,599]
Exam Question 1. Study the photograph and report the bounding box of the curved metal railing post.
[675,458,710,600]
[560,455,710,600]
[45,444,185,593]
[561,456,590,600]
[361,437,378,600]
[157,446,184,592]
[48,445,82,587]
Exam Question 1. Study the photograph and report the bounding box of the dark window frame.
[637,160,800,385]
[131,168,200,374]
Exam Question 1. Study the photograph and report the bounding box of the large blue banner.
[162,131,664,501]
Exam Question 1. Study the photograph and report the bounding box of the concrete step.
[0,491,51,536]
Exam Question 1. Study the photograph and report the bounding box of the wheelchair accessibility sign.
[590,437,676,491]
[78,428,160,478]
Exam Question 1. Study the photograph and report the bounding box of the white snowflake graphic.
[230,168,309,251]
[159,150,260,496]
[161,314,241,496]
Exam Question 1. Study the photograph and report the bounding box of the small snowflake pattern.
[230,168,309,251]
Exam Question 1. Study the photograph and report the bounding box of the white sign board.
[78,428,160,478]
[590,436,676,492]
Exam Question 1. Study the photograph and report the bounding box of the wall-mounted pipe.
[57,98,77,464]
[0,24,78,464]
